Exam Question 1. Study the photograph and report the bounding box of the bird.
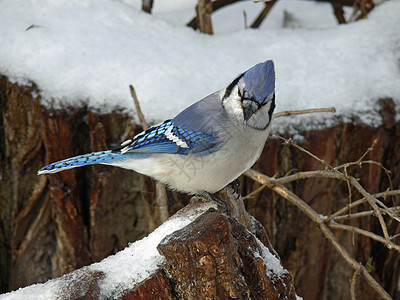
[38,60,276,196]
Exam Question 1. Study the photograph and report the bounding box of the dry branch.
[329,222,400,251]
[326,190,400,222]
[244,169,393,299]
[332,206,400,221]
[250,0,277,29]
[196,0,214,34]
[242,109,399,299]
[273,107,336,118]
[129,85,149,130]
[271,134,395,244]
[129,84,169,222]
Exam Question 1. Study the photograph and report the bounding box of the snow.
[254,237,287,277]
[0,201,218,300]
[0,197,297,299]
[0,0,399,133]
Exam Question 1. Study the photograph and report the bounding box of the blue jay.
[38,60,275,195]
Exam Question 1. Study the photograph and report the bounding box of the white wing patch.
[120,139,132,147]
[165,125,189,148]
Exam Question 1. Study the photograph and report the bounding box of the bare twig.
[332,2,347,24]
[328,222,400,252]
[196,0,214,34]
[336,158,395,206]
[129,84,169,222]
[242,183,268,199]
[245,107,398,298]
[350,270,359,300]
[273,107,336,118]
[187,0,242,30]
[244,169,392,299]
[272,135,392,244]
[326,190,400,223]
[272,133,333,169]
[273,170,344,184]
[391,233,400,241]
[344,166,353,215]
[272,170,400,223]
[349,176,390,242]
[250,0,277,29]
[332,206,400,221]
[129,85,149,130]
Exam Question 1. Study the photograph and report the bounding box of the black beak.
[242,99,260,121]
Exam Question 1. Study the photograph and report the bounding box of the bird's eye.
[238,88,243,98]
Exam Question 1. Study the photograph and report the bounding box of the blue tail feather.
[37,150,126,174]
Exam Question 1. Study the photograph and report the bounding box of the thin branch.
[336,159,395,206]
[271,170,400,223]
[272,107,336,118]
[273,170,345,184]
[329,222,400,252]
[391,233,400,241]
[349,176,391,242]
[129,84,169,222]
[196,0,214,34]
[358,138,377,162]
[250,0,277,29]
[272,133,334,170]
[328,190,400,223]
[344,166,353,215]
[242,183,268,200]
[350,270,359,300]
[129,85,149,130]
[187,0,243,30]
[272,134,391,244]
[332,2,347,24]
[244,168,392,299]
[332,206,400,221]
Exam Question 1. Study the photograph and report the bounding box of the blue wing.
[117,120,219,156]
[38,120,220,175]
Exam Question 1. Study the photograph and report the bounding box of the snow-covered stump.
[155,206,295,299]
[0,195,297,299]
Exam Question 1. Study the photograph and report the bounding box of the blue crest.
[241,60,275,104]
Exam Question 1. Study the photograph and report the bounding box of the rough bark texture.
[1,76,400,299]
[0,197,297,299]
[156,209,296,300]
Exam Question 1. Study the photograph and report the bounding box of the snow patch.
[0,201,217,300]
[0,0,399,131]
[254,237,287,277]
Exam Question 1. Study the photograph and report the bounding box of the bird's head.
[222,60,275,130]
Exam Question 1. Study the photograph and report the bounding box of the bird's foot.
[228,179,241,199]
[202,192,231,215]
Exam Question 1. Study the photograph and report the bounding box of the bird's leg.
[228,179,241,199]
[202,192,231,215]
